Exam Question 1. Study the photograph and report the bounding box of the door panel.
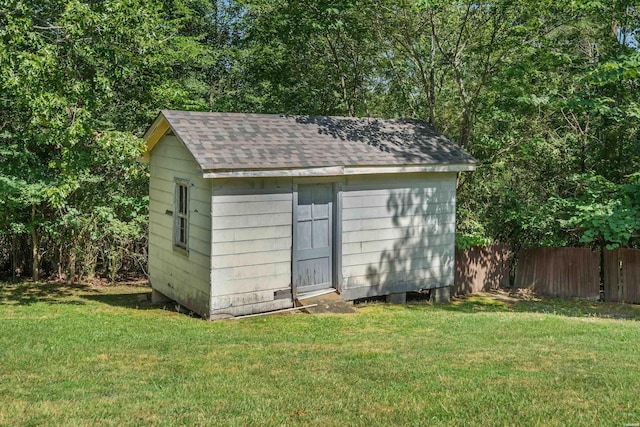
[313,219,329,247]
[295,184,333,293]
[297,258,331,288]
[297,221,313,250]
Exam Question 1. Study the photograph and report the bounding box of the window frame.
[174,179,190,252]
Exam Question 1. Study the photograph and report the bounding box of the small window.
[175,180,189,250]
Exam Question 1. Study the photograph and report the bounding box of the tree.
[455,0,640,249]
[560,174,640,249]
[0,0,210,280]
[2,0,638,281]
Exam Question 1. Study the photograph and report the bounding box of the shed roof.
[143,110,477,178]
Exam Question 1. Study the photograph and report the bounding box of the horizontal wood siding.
[211,178,294,316]
[148,136,212,317]
[340,173,457,300]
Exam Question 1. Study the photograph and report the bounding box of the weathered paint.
[210,178,294,316]
[148,135,212,317]
[293,183,334,294]
[149,137,461,316]
[339,173,457,300]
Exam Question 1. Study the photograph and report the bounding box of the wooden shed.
[143,111,477,318]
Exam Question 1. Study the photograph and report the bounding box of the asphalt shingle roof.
[157,110,477,172]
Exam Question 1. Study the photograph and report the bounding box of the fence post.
[617,254,624,302]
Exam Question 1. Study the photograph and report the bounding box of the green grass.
[1,282,640,426]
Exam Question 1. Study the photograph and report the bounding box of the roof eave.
[202,163,477,179]
[141,111,171,163]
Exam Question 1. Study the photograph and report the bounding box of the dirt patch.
[476,289,532,304]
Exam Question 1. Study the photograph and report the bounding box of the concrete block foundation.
[430,286,451,303]
[386,292,407,304]
[151,289,173,304]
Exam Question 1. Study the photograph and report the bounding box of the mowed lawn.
[1,282,639,426]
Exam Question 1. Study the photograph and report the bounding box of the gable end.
[142,113,171,162]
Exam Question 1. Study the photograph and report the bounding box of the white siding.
[149,152,459,315]
[148,135,212,317]
[211,178,294,316]
[339,173,457,300]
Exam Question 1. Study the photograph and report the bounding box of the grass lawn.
[1,282,639,426]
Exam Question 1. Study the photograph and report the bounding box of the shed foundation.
[151,289,173,304]
[430,286,451,303]
[386,292,407,304]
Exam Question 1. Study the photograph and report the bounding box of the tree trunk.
[428,32,437,126]
[11,234,17,282]
[68,247,77,284]
[459,106,473,148]
[30,204,39,282]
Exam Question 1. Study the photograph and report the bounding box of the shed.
[143,111,477,318]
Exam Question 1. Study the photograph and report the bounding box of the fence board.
[514,247,600,299]
[454,244,510,295]
[603,248,640,303]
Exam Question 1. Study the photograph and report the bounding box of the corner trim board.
[291,182,299,302]
[333,181,344,293]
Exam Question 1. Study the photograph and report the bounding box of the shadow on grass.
[508,298,640,321]
[80,292,156,310]
[83,292,202,318]
[0,281,199,318]
[418,292,640,321]
[402,295,511,314]
[0,281,157,312]
[0,282,95,306]
[4,281,639,321]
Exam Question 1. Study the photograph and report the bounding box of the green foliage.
[1,0,639,278]
[454,1,640,249]
[455,206,493,250]
[220,0,379,116]
[559,174,640,249]
[0,0,216,279]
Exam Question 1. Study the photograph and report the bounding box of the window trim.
[174,178,190,252]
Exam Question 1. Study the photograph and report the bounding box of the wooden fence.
[514,247,601,299]
[603,248,640,303]
[453,244,510,295]
[454,245,640,302]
